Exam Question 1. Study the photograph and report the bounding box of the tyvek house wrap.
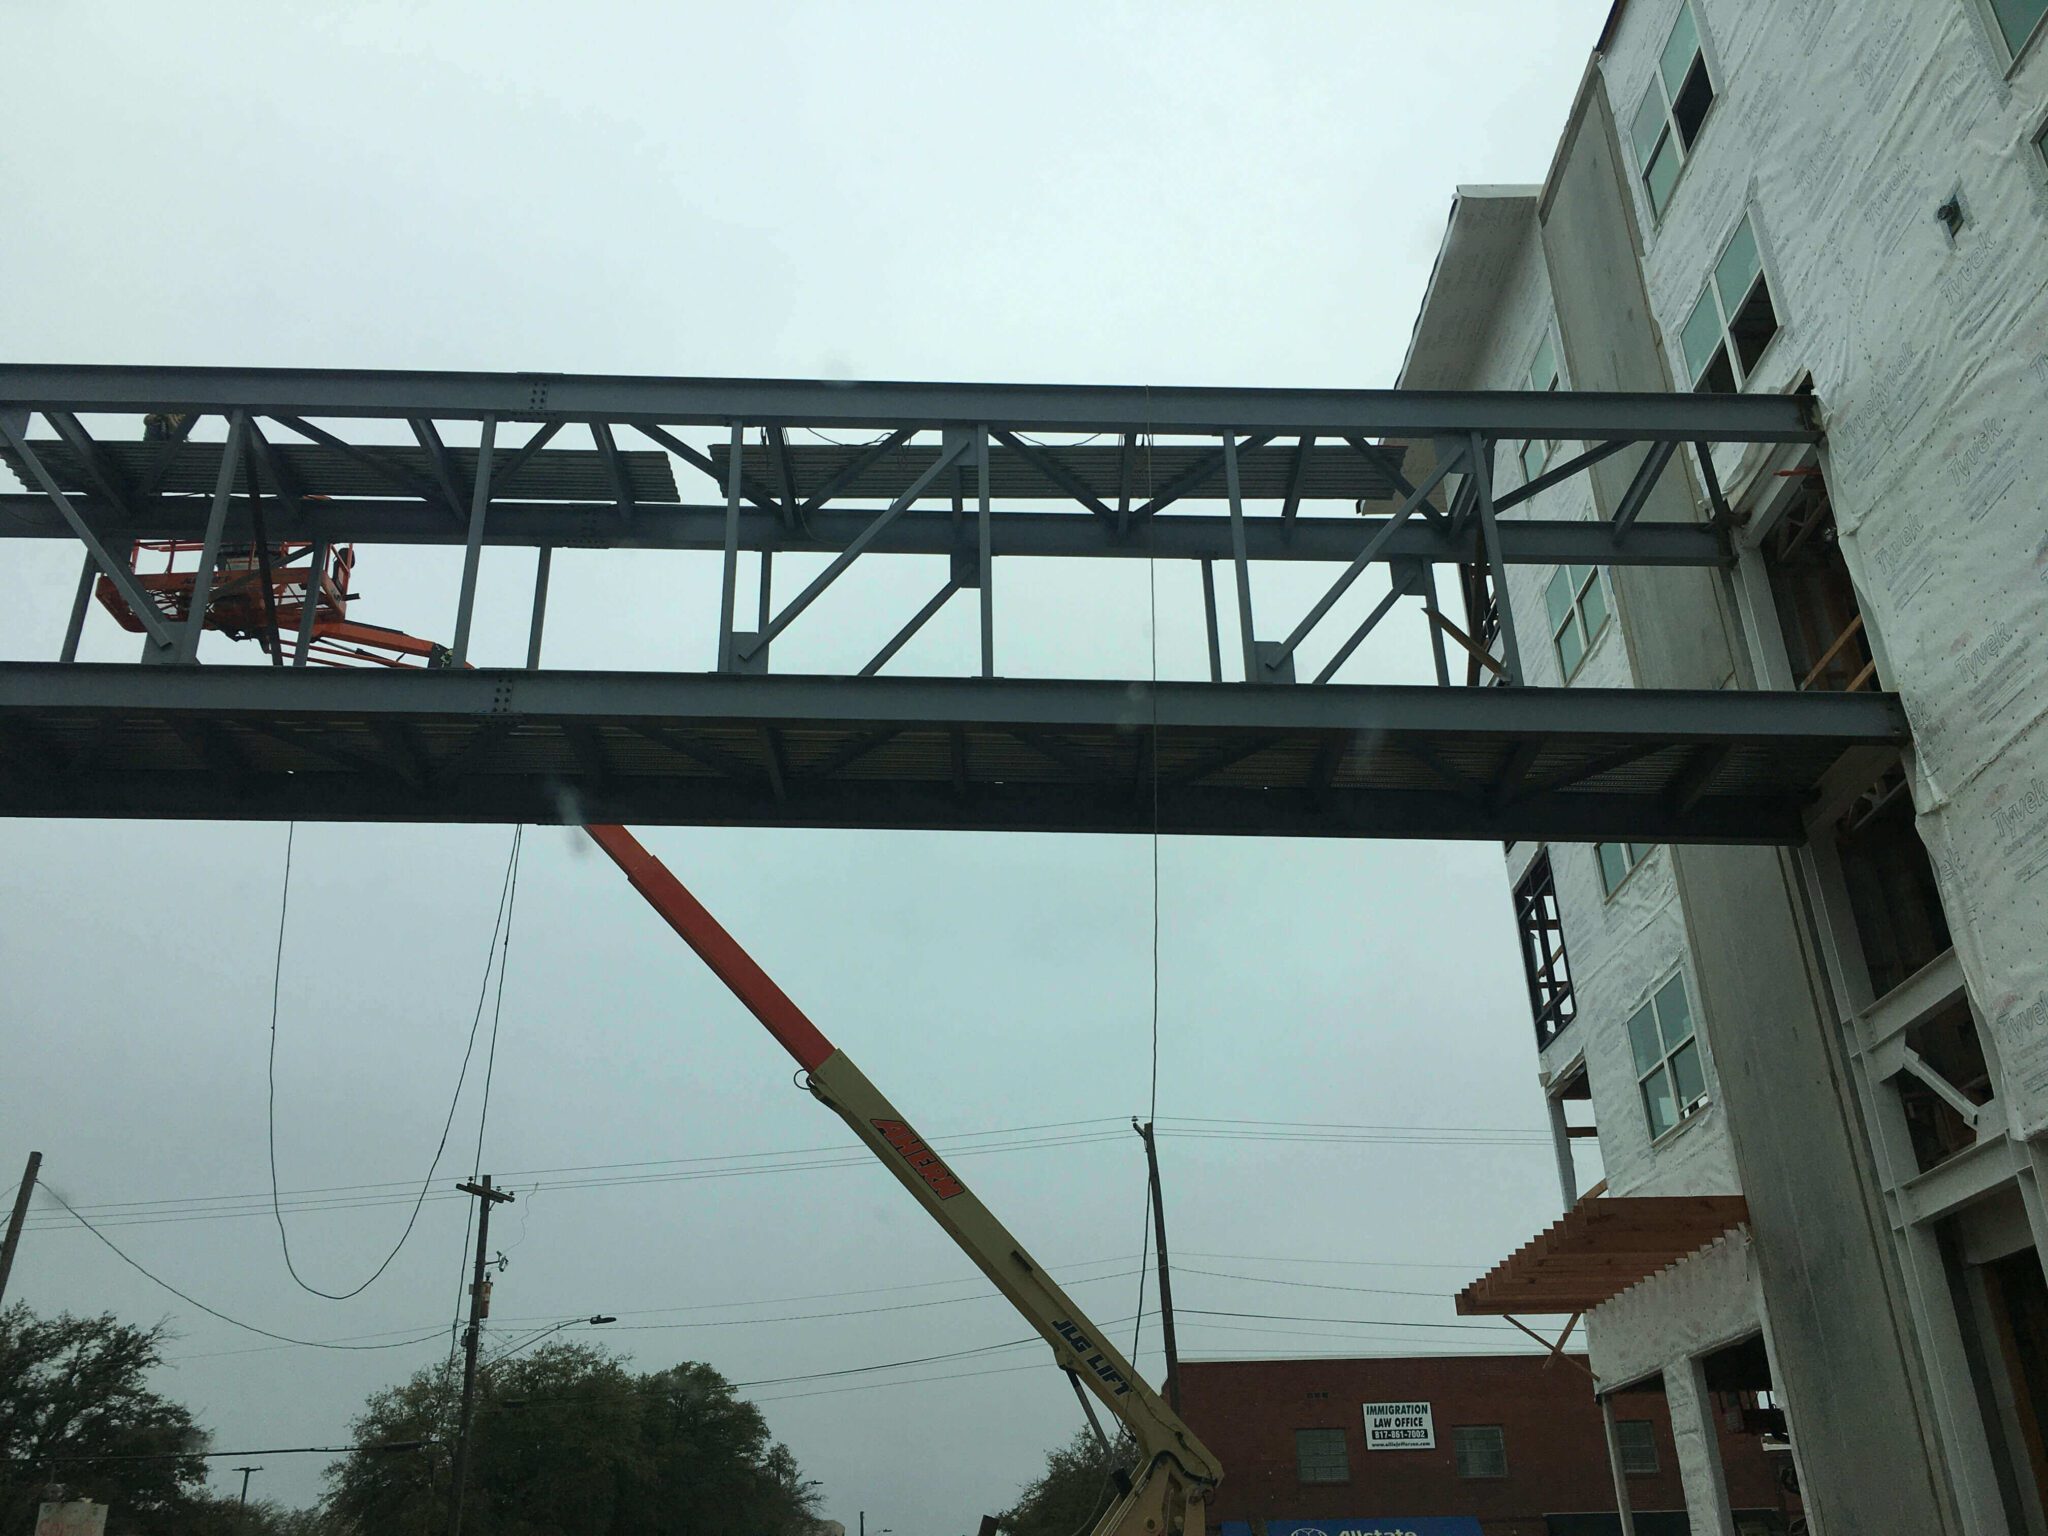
[1602,0,2048,1127]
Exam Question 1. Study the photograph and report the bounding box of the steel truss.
[0,366,1883,840]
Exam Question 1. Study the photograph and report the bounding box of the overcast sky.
[1,2,1610,1526]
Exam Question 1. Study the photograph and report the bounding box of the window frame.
[1679,213,1783,393]
[1627,969,1710,1142]
[1518,325,1565,485]
[1453,1424,1509,1480]
[1597,840,1656,898]
[1514,853,1577,1051]
[1294,1426,1352,1485]
[1616,1418,1661,1475]
[1628,0,1718,221]
[1545,563,1613,682]
[1979,0,2048,71]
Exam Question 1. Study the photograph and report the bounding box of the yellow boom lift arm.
[583,824,1221,1535]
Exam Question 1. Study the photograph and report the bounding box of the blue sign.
[1219,1521,1482,1536]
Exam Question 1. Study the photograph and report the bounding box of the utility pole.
[449,1176,513,1536]
[1133,1120,1182,1410]
[233,1466,263,1506]
[0,1150,43,1307]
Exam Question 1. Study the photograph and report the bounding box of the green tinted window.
[1990,0,2048,56]
[1715,218,1761,314]
[1670,1039,1707,1106]
[1546,568,1576,631]
[1599,842,1631,893]
[1680,290,1723,384]
[1660,2,1703,99]
[1530,333,1558,391]
[1580,570,1610,638]
[1628,1003,1663,1076]
[1632,86,1669,167]
[1656,973,1694,1049]
[1642,1067,1679,1139]
[1645,138,1681,214]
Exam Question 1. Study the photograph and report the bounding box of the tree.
[0,1302,209,1534]
[998,1428,1126,1536]
[324,1341,818,1536]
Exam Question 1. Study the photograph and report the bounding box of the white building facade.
[1412,2,2048,1532]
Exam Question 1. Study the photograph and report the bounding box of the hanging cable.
[471,824,523,1179]
[266,824,524,1300]
[39,1185,447,1352]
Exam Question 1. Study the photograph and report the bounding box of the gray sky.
[0,2,1609,1525]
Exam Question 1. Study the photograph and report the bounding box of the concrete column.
[1547,1091,1580,1209]
[1598,1393,1639,1536]
[1665,1355,1737,1536]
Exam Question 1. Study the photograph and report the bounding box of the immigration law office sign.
[1362,1401,1436,1450]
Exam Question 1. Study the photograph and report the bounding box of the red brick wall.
[1177,1356,1793,1536]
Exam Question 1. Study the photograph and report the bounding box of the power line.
[31,1116,1541,1228]
[266,824,524,1300]
[34,1117,1137,1225]
[37,1186,449,1353]
[162,1255,1151,1361]
[24,1131,1134,1234]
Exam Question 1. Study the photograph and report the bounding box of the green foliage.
[0,1302,209,1534]
[998,1428,1125,1536]
[325,1342,818,1536]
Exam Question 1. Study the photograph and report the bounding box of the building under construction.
[0,2,2045,1534]
[1426,2,2048,1533]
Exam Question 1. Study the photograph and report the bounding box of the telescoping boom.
[584,824,1221,1535]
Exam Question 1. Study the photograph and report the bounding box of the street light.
[487,1313,616,1368]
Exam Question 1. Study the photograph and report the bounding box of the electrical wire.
[471,825,523,1180]
[37,1185,449,1352]
[25,1119,1544,1235]
[266,824,524,1300]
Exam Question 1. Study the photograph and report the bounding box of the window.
[1295,1427,1350,1484]
[1616,1419,1660,1474]
[1514,854,1576,1049]
[1597,841,1654,896]
[1545,564,1611,678]
[1454,1425,1508,1479]
[1681,215,1780,392]
[1629,2,1716,217]
[1628,972,1708,1139]
[1988,0,2048,61]
[1519,329,1563,483]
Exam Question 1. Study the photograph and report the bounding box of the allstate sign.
[1218,1521,1482,1536]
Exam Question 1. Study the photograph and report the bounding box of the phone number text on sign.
[1363,1401,1435,1450]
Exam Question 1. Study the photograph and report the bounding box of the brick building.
[1178,1356,1796,1536]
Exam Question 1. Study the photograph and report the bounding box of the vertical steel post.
[718,422,744,672]
[757,549,774,632]
[450,416,495,667]
[60,554,95,662]
[179,410,250,663]
[292,542,328,666]
[1199,559,1222,683]
[1221,433,1257,680]
[0,1150,41,1307]
[1419,563,1452,688]
[1599,1393,1639,1536]
[525,549,552,670]
[1470,431,1522,685]
[449,1175,513,1536]
[977,426,993,678]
